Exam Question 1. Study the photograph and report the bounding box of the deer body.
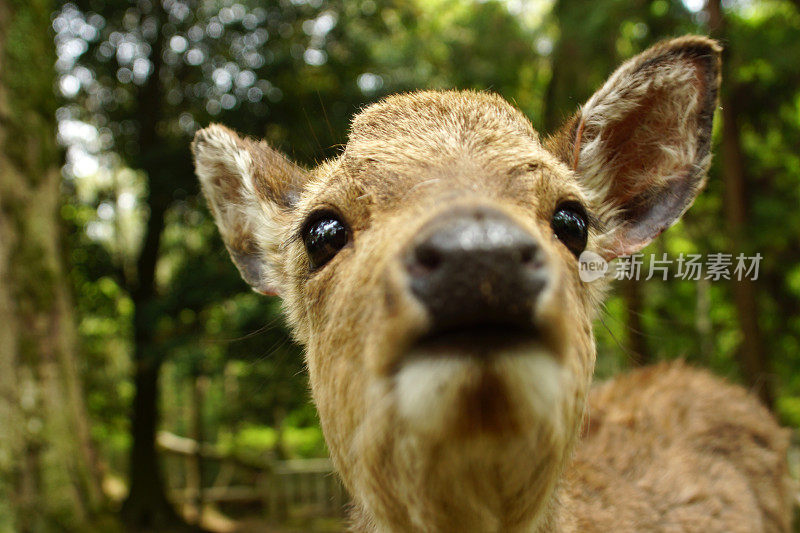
[559,362,790,532]
[192,36,792,532]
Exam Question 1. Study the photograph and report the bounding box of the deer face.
[193,36,720,532]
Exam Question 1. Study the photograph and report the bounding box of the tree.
[0,0,103,529]
[706,0,773,407]
[57,0,385,523]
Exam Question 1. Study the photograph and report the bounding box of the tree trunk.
[0,0,104,529]
[622,279,650,366]
[707,0,775,408]
[119,1,188,526]
[542,0,619,134]
[119,142,185,527]
[542,0,586,134]
[695,278,714,360]
[122,334,191,529]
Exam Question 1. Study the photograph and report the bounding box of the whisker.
[246,335,294,368]
[408,178,441,193]
[302,105,323,152]
[201,314,286,346]
[317,89,336,143]
[598,307,638,365]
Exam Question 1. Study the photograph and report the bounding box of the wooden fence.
[157,431,348,524]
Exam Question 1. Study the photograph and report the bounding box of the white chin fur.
[393,346,565,437]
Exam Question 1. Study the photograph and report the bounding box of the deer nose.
[405,207,548,332]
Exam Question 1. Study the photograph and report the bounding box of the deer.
[191,36,793,532]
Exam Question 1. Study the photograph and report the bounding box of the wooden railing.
[157,431,348,523]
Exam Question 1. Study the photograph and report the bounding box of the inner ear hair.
[575,36,721,174]
[547,36,721,259]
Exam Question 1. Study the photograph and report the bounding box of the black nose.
[406,207,548,333]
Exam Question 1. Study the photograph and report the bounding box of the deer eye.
[551,202,588,257]
[302,211,350,270]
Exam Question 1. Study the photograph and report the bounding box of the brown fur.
[192,36,792,532]
[558,362,792,532]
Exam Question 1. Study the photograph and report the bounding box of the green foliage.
[224,422,326,459]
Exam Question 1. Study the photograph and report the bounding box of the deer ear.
[546,36,721,259]
[191,124,308,296]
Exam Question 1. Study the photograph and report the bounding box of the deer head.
[192,36,721,532]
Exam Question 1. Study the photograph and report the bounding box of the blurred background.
[1,0,799,531]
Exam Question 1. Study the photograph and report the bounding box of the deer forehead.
[349,90,538,147]
[299,91,585,224]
